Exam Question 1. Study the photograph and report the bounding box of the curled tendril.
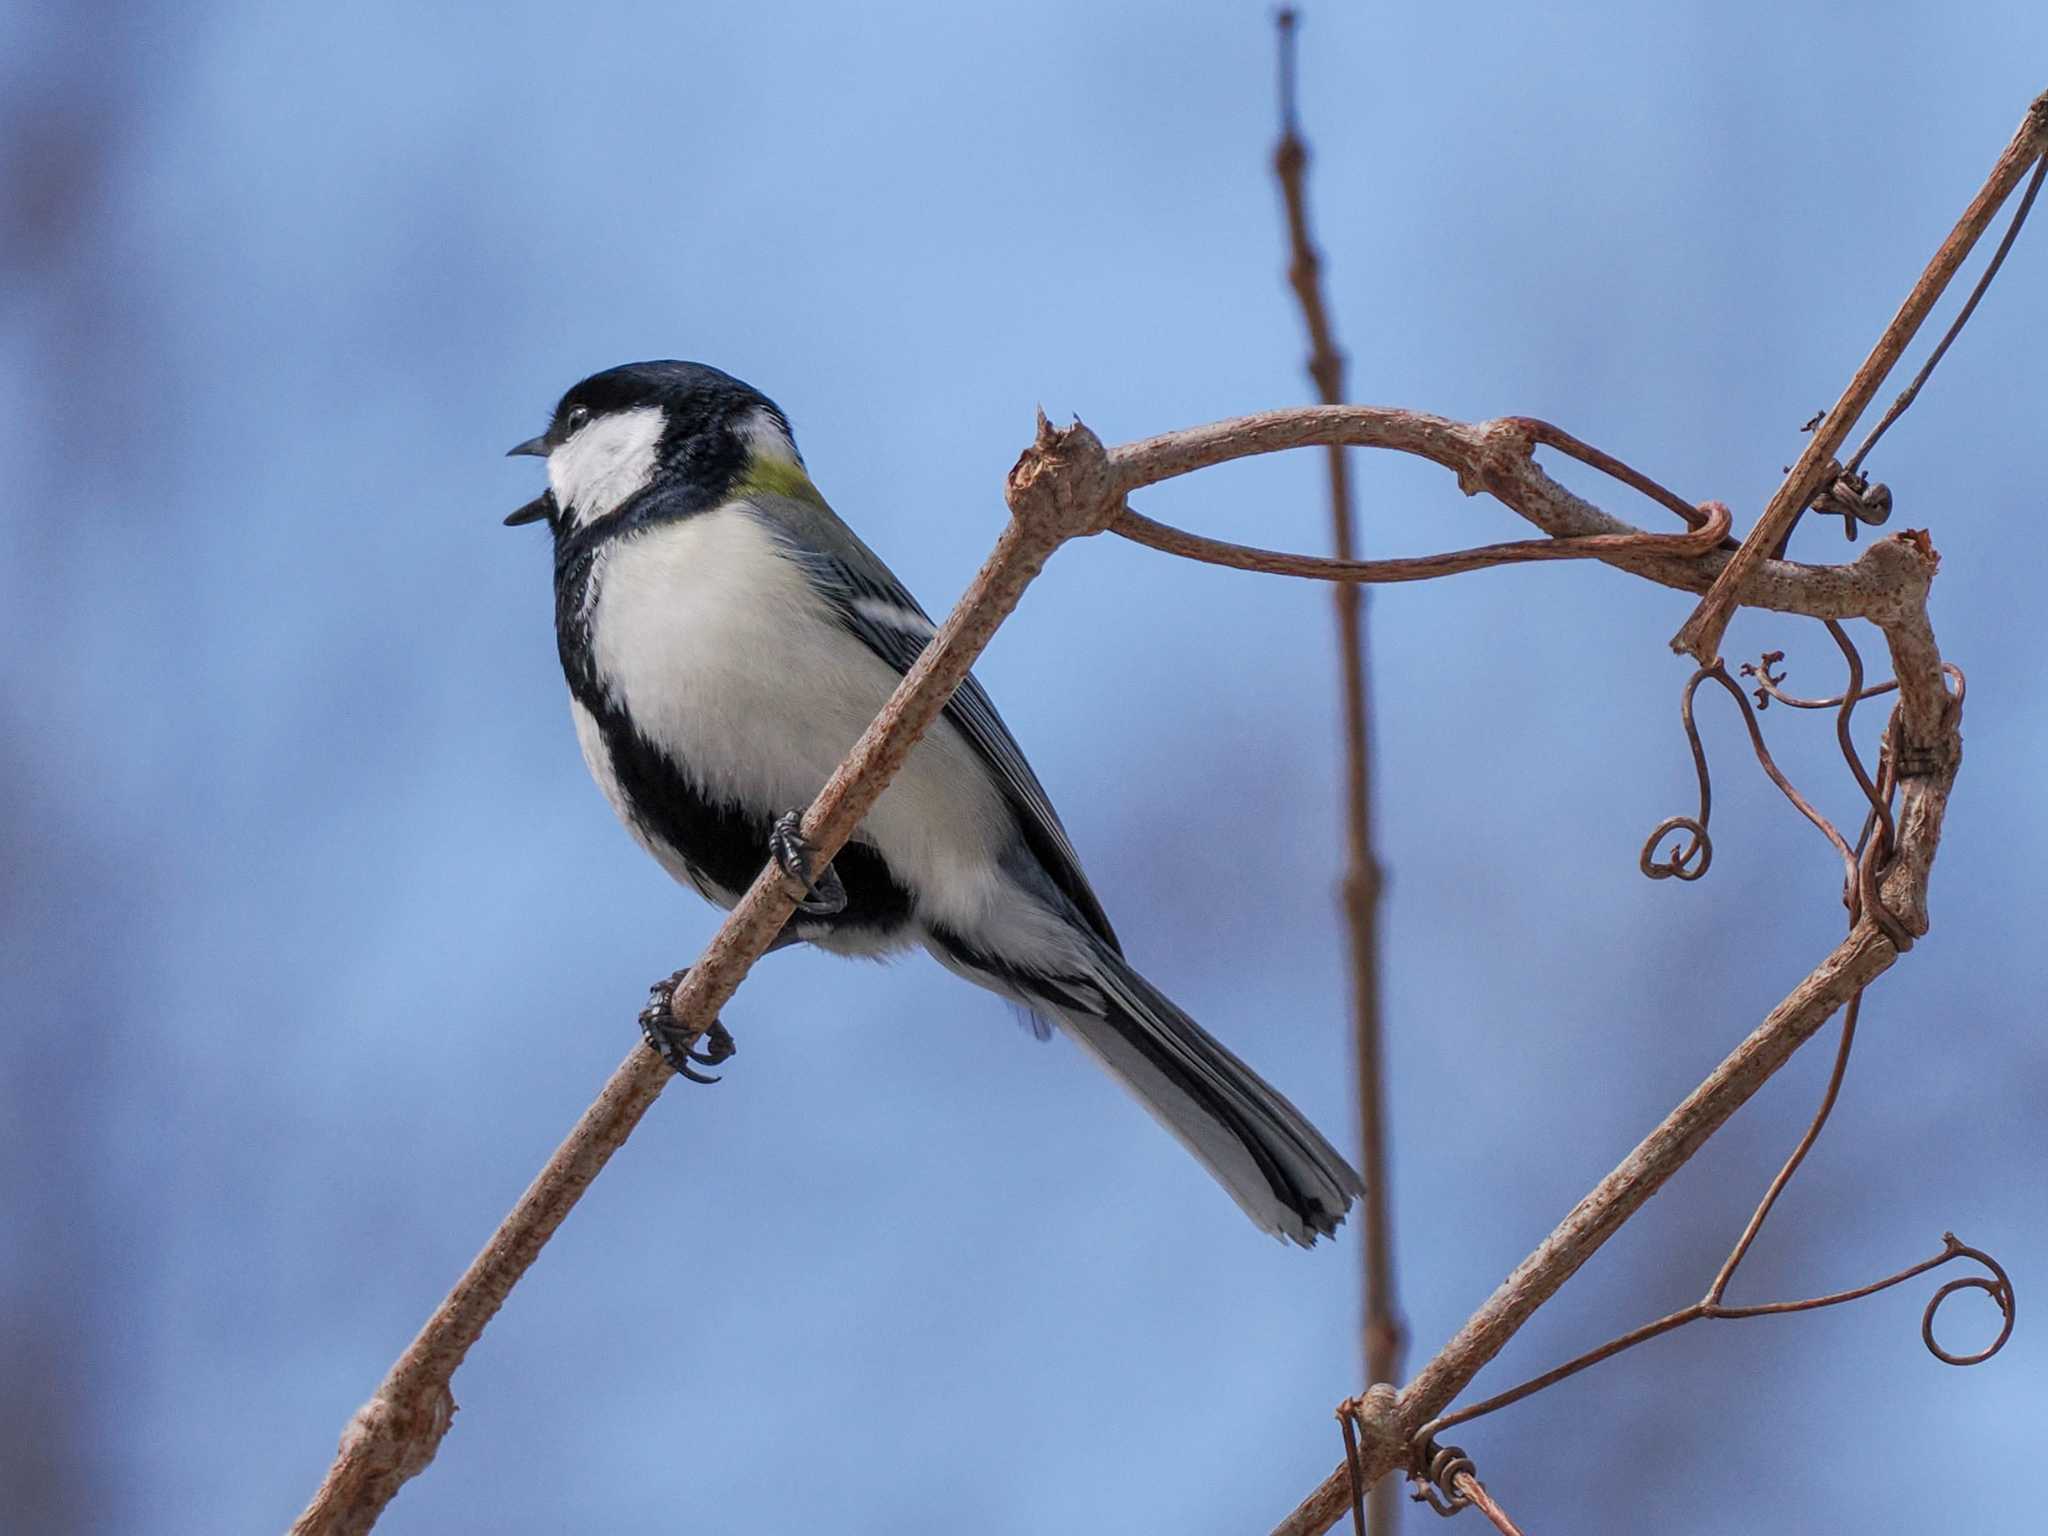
[1419,1232,2017,1446]
[1922,1235,2016,1367]
[1407,1443,1478,1519]
[1640,663,1855,890]
[1740,648,1903,713]
[1641,816,1710,880]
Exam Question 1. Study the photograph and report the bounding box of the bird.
[505,360,1363,1243]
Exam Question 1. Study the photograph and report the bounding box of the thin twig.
[1102,405,1931,622]
[1846,152,2048,476]
[1708,990,1863,1302]
[1743,648,1902,711]
[1420,1227,2004,1437]
[1111,500,1731,583]
[1671,91,2048,664]
[1271,14,1403,1535]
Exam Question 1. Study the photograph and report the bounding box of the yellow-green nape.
[736,452,828,508]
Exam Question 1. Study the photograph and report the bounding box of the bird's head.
[504,360,808,534]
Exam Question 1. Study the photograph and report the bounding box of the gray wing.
[748,491,1121,954]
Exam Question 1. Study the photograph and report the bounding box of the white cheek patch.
[549,406,666,526]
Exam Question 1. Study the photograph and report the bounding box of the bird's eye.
[564,405,590,435]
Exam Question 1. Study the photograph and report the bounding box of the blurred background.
[3,2,2042,1531]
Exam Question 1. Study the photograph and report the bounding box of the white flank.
[549,406,665,527]
[586,505,1012,943]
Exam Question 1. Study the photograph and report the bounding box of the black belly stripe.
[578,684,917,940]
[553,518,917,943]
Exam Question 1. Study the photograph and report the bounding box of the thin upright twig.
[1271,12,1402,1533]
[1671,91,2048,664]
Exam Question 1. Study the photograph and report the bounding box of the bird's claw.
[770,810,847,915]
[638,967,736,1084]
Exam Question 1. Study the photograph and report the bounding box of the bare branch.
[1105,405,1916,620]
[1111,499,1730,582]
[1671,90,2048,664]
[1269,15,1404,1533]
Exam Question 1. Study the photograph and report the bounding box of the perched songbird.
[506,361,1363,1243]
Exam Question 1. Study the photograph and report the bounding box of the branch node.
[1005,414,1121,541]
[1338,1381,1402,1459]
[334,1382,455,1499]
[1335,1384,1404,1535]
[1852,531,1940,625]
[1458,419,1534,499]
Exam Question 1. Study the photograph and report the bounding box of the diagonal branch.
[288,416,1123,1536]
[1670,90,2048,664]
[1272,929,1913,1536]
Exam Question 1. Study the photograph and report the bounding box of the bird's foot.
[770,810,847,915]
[638,967,736,1084]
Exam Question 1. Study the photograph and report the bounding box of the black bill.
[504,491,553,527]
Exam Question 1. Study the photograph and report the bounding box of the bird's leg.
[638,967,736,1084]
[770,810,847,915]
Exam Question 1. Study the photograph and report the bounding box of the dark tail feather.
[950,928,1362,1245]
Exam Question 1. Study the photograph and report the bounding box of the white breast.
[585,506,1013,928]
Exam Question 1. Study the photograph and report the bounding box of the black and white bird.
[506,361,1363,1244]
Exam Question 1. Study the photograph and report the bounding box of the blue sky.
[4,3,2044,1532]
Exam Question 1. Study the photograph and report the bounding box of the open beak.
[505,433,553,525]
[504,491,554,527]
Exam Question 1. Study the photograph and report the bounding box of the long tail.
[933,927,1364,1245]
